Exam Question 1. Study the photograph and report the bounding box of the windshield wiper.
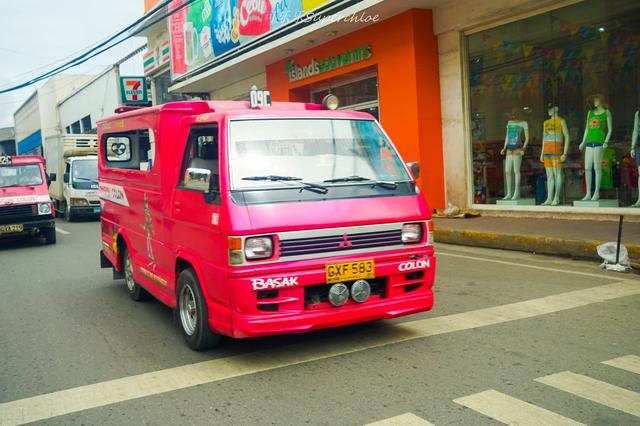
[73,176,98,182]
[242,175,328,194]
[323,175,398,190]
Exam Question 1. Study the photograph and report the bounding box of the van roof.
[97,100,372,124]
[2,155,45,165]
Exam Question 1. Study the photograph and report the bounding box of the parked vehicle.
[45,134,100,221]
[0,155,56,244]
[98,91,436,350]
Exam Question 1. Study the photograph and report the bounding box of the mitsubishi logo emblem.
[338,233,353,248]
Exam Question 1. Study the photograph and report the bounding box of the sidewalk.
[433,216,640,266]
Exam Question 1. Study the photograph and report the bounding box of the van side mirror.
[406,161,420,180]
[184,167,211,193]
[63,173,70,183]
[49,173,57,182]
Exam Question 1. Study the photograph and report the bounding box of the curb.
[434,229,640,269]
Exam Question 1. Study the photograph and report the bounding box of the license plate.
[0,224,24,234]
[326,259,374,284]
[93,207,101,213]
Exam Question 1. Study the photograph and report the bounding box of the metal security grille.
[279,229,402,257]
[0,204,36,224]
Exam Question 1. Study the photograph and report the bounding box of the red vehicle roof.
[2,155,45,165]
[97,100,334,124]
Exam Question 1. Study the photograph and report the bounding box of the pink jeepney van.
[98,91,435,350]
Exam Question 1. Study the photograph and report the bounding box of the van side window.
[103,128,155,171]
[180,126,219,202]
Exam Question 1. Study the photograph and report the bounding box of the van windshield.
[0,164,43,188]
[228,118,411,190]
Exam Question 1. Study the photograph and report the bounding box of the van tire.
[42,228,56,244]
[122,248,149,301]
[64,203,74,222]
[177,268,220,350]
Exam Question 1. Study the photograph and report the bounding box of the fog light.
[350,279,371,303]
[328,283,349,307]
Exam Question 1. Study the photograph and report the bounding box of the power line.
[0,0,196,94]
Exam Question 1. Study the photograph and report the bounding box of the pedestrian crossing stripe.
[454,389,585,426]
[364,413,435,426]
[602,355,640,375]
[535,371,640,418]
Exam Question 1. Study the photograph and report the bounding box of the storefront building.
[265,9,444,208]
[143,0,640,217]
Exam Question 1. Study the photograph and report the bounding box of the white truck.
[45,134,100,221]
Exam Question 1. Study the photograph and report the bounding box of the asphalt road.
[0,219,639,425]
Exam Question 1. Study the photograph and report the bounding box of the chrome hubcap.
[179,285,197,336]
[124,254,135,291]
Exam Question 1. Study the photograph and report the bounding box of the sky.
[0,0,147,129]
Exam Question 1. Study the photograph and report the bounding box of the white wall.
[210,72,267,101]
[58,68,119,132]
[14,93,41,144]
[14,74,95,149]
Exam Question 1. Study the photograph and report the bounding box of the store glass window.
[467,0,640,208]
[311,75,380,120]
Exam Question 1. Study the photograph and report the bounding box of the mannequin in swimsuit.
[578,94,612,201]
[540,105,570,205]
[500,108,529,200]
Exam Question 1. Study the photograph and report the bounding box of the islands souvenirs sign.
[285,45,372,83]
[119,77,148,105]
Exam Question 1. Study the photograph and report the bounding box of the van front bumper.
[222,250,436,338]
[0,217,55,238]
[230,291,433,338]
[71,205,101,217]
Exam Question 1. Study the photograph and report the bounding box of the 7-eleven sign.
[119,76,148,105]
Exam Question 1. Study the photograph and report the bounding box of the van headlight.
[245,237,273,260]
[70,197,89,206]
[401,223,423,244]
[38,203,52,215]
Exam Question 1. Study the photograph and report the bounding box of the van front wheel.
[177,269,219,350]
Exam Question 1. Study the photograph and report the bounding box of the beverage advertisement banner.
[169,0,334,80]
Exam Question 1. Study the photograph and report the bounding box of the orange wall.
[266,9,445,210]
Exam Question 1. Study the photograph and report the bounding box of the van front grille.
[0,204,36,224]
[280,230,402,257]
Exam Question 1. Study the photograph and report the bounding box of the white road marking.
[1,280,638,425]
[536,371,640,417]
[55,227,70,235]
[365,413,434,426]
[453,389,585,426]
[437,250,611,279]
[603,355,640,375]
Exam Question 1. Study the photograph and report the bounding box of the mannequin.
[500,108,529,200]
[540,105,570,205]
[631,110,640,207]
[579,94,612,201]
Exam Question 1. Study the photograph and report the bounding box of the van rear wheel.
[177,268,220,350]
[122,248,149,301]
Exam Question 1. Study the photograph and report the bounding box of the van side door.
[172,124,224,266]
